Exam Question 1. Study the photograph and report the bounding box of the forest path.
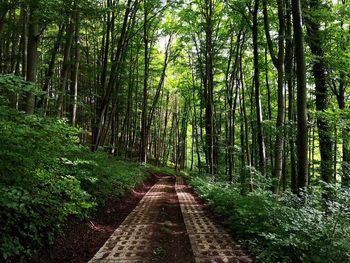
[176,177,252,263]
[88,175,252,263]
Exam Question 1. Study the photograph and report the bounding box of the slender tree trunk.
[161,93,170,166]
[273,0,286,193]
[265,47,274,172]
[71,10,80,127]
[25,1,39,114]
[305,0,333,184]
[253,0,266,175]
[93,0,134,150]
[285,0,297,193]
[190,57,202,172]
[37,24,65,109]
[335,5,350,185]
[338,77,350,185]
[57,18,75,117]
[140,0,149,163]
[263,0,286,192]
[292,0,308,193]
[21,7,28,80]
[204,0,217,176]
[240,96,247,194]
[146,35,172,135]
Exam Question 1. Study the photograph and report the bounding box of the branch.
[225,1,252,30]
[263,0,278,67]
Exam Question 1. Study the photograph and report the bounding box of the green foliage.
[0,74,42,105]
[146,164,177,176]
[0,106,146,261]
[189,176,350,263]
[72,151,146,205]
[145,164,188,177]
[0,106,91,260]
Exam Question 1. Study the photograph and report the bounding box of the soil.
[30,174,196,263]
[149,176,195,263]
[29,174,253,263]
[30,173,159,263]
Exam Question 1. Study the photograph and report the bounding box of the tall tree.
[140,0,149,163]
[252,0,266,176]
[263,0,286,192]
[292,0,308,192]
[25,0,39,114]
[305,0,333,184]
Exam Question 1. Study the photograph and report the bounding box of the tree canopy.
[1,0,350,261]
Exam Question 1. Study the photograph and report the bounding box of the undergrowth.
[0,106,146,261]
[189,175,350,263]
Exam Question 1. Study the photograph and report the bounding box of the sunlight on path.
[176,177,252,263]
[89,176,252,263]
[88,178,170,263]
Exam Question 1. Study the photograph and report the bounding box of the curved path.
[89,175,252,263]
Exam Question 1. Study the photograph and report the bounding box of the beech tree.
[292,0,308,192]
[1,0,349,194]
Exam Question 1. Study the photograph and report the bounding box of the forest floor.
[31,174,253,263]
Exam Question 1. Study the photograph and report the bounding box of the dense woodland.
[1,0,350,262]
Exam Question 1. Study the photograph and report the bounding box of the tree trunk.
[305,0,333,184]
[285,0,297,193]
[93,0,134,151]
[253,0,266,175]
[140,0,149,163]
[25,1,39,114]
[57,18,75,117]
[37,24,65,109]
[292,0,308,193]
[263,0,286,193]
[204,0,217,176]
[71,10,80,127]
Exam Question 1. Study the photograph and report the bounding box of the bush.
[189,176,350,263]
[0,106,147,261]
[72,151,147,205]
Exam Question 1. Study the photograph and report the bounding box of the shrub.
[0,106,147,261]
[189,176,350,263]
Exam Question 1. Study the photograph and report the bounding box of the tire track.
[175,176,253,263]
[88,177,170,263]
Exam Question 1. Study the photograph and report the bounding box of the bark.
[0,7,8,37]
[273,0,286,192]
[225,34,235,180]
[265,47,274,171]
[333,3,350,185]
[38,24,65,108]
[71,10,80,127]
[305,0,333,184]
[240,97,247,194]
[162,93,170,166]
[240,48,253,191]
[146,35,172,135]
[285,0,297,193]
[124,42,135,158]
[204,0,217,176]
[140,0,149,163]
[57,18,75,117]
[190,57,202,172]
[292,0,308,192]
[25,1,39,114]
[93,0,135,151]
[253,0,266,175]
[338,76,350,185]
[226,31,243,182]
[21,7,28,79]
[263,0,286,193]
